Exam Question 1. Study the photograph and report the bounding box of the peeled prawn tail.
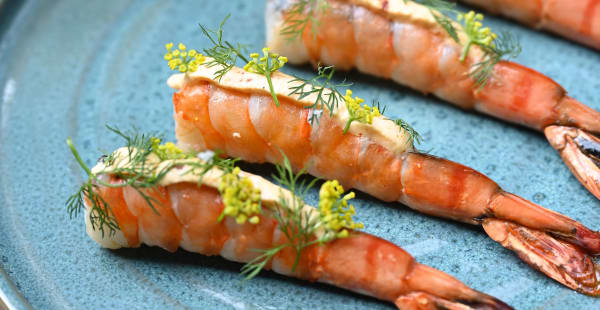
[318,233,513,310]
[482,64,600,201]
[554,96,600,135]
[395,264,513,310]
[395,292,511,310]
[402,153,600,295]
[545,125,600,200]
[482,192,600,296]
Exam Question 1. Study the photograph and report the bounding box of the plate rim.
[0,0,32,308]
[0,268,31,310]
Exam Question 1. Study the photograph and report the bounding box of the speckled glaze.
[0,0,599,309]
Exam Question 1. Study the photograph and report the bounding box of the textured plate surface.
[1,0,600,309]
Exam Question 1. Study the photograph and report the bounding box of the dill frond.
[199,15,249,81]
[241,244,288,280]
[470,31,521,89]
[394,118,423,145]
[240,153,321,280]
[288,64,352,124]
[198,16,287,106]
[411,1,521,87]
[66,138,120,237]
[66,126,238,235]
[240,152,364,280]
[280,0,328,42]
[409,0,459,42]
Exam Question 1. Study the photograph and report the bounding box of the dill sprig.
[410,1,521,87]
[66,125,237,236]
[241,154,321,280]
[288,64,351,124]
[410,0,459,42]
[66,141,119,237]
[279,0,328,42]
[199,15,249,81]
[470,31,521,88]
[288,66,421,144]
[240,153,364,280]
[199,16,286,106]
[394,118,423,145]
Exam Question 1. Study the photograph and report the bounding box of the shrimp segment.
[169,182,229,255]
[86,181,511,310]
[459,0,600,50]
[266,0,600,201]
[248,94,313,167]
[208,86,270,162]
[173,82,225,152]
[352,5,398,78]
[91,175,140,247]
[172,79,600,295]
[123,186,182,252]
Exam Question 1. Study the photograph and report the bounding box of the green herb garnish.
[241,153,362,280]
[279,0,328,42]
[66,125,237,236]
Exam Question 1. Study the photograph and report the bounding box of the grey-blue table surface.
[0,0,599,309]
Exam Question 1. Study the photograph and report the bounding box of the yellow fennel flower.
[318,180,364,240]
[218,167,262,225]
[457,11,498,61]
[243,47,287,74]
[164,42,206,73]
[343,89,381,133]
[150,137,190,160]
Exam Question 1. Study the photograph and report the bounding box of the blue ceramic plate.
[1,1,599,309]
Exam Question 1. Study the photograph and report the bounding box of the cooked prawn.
[168,65,600,296]
[81,162,511,310]
[459,0,600,50]
[265,0,600,201]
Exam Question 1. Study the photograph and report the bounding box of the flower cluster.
[218,167,262,225]
[164,43,206,73]
[343,89,381,133]
[458,11,498,61]
[318,180,363,239]
[345,90,381,124]
[150,137,190,160]
[243,47,287,74]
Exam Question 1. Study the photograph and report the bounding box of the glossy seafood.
[459,0,600,50]
[168,65,600,295]
[265,0,600,201]
[80,154,511,310]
